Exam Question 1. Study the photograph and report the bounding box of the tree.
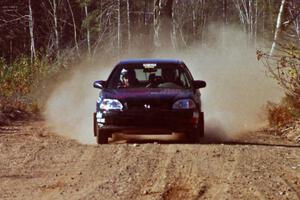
[84,2,91,57]
[0,1,29,63]
[28,0,36,63]
[66,0,80,57]
[154,0,174,49]
[126,0,131,50]
[0,0,298,65]
[258,0,300,99]
[270,0,286,56]
[233,0,259,43]
[117,0,121,55]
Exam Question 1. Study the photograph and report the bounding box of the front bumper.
[95,109,203,134]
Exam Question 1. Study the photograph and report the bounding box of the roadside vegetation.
[257,0,300,127]
[0,56,55,123]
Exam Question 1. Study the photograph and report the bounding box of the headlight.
[172,99,196,109]
[99,99,123,111]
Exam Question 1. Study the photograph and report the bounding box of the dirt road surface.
[0,120,300,200]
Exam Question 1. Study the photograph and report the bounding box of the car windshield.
[107,63,192,89]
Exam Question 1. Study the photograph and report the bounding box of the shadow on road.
[217,141,300,148]
[109,133,300,148]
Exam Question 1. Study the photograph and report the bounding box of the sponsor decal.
[143,63,157,68]
[144,104,151,109]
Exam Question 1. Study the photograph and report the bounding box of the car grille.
[124,100,172,110]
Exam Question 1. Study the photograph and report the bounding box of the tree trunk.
[144,0,147,26]
[28,0,36,63]
[172,0,178,49]
[222,0,227,46]
[268,0,274,34]
[192,7,196,42]
[254,0,258,46]
[234,1,246,33]
[291,0,300,39]
[66,0,80,57]
[201,0,206,46]
[270,0,286,56]
[117,0,121,55]
[296,15,300,39]
[154,0,174,49]
[233,0,251,38]
[262,1,265,41]
[127,0,131,50]
[84,4,91,57]
[249,0,253,41]
[53,0,59,56]
[10,40,13,64]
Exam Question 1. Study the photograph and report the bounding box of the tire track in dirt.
[274,149,300,199]
[1,121,300,200]
[140,145,174,198]
[208,147,239,200]
[160,146,209,200]
[254,148,300,200]
[142,145,218,199]
[36,145,95,200]
[37,144,166,200]
[93,144,163,200]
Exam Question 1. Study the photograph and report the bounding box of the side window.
[108,68,122,88]
[179,69,190,87]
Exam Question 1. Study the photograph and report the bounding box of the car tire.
[96,128,109,144]
[93,112,97,137]
[188,130,200,144]
[188,122,204,144]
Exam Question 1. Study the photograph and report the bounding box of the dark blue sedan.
[93,59,206,144]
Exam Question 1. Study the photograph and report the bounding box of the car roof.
[118,58,184,65]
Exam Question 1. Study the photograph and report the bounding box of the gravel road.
[0,121,299,200]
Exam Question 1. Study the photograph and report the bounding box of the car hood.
[101,88,194,102]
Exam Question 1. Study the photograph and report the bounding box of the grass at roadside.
[0,56,61,124]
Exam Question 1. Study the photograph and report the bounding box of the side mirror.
[193,80,206,89]
[93,80,106,89]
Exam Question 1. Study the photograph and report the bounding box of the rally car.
[93,59,206,144]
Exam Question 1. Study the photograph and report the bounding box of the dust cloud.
[44,63,113,144]
[44,27,283,144]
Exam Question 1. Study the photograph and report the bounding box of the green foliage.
[0,55,60,114]
[1,56,32,97]
[82,9,100,31]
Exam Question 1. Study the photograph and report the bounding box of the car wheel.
[198,112,205,138]
[96,128,109,144]
[93,112,97,137]
[188,123,204,144]
[187,131,200,144]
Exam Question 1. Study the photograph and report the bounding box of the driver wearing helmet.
[119,68,139,88]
